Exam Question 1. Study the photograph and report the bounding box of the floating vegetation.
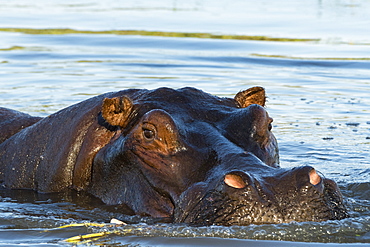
[59,219,127,244]
[64,231,114,243]
[0,28,317,42]
[58,222,109,229]
[0,46,25,51]
[56,216,370,244]
[251,53,370,61]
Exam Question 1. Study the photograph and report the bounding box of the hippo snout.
[222,166,324,199]
[175,166,348,226]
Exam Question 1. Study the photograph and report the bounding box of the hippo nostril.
[294,166,323,189]
[224,174,247,189]
[309,169,321,186]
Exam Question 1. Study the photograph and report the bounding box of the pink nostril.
[224,174,247,189]
[309,169,321,185]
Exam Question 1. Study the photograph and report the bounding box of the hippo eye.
[143,128,155,140]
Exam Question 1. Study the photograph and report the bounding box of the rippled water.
[1,0,370,246]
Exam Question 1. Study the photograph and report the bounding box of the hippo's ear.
[101,96,133,127]
[234,86,266,108]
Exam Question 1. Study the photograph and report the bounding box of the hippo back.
[0,107,42,144]
[0,89,143,192]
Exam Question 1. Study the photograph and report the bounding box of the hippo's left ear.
[234,86,266,108]
[101,96,133,127]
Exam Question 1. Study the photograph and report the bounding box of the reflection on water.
[0,28,318,42]
[1,0,370,43]
[1,0,370,246]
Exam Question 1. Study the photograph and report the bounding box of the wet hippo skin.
[0,108,42,144]
[0,87,348,225]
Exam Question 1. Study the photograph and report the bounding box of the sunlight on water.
[97,217,370,243]
[1,0,370,246]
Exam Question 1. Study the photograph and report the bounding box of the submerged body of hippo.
[0,87,348,225]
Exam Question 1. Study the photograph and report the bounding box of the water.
[1,0,370,246]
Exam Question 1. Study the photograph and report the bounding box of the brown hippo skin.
[0,87,348,225]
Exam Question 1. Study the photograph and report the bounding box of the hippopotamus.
[0,87,348,225]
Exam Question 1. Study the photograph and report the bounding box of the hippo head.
[89,87,347,225]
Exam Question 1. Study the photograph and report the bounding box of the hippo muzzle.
[174,165,348,226]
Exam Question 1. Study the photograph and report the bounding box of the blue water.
[1,0,370,246]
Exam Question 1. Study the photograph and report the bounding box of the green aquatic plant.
[0,27,317,42]
[0,46,25,51]
[251,53,370,61]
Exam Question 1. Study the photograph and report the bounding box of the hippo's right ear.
[234,86,266,108]
[101,96,133,127]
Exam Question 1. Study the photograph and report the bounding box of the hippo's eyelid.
[142,122,156,130]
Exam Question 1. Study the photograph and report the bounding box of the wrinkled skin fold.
[0,87,348,225]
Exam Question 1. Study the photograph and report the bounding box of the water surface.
[1,0,370,246]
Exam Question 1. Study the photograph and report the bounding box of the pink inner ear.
[224,174,247,189]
